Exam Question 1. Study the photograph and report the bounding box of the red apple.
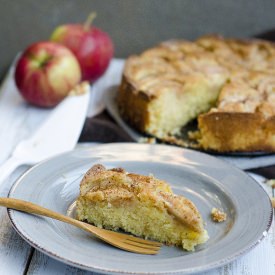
[50,13,114,82]
[15,41,81,107]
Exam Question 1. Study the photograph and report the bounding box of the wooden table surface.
[0,63,274,275]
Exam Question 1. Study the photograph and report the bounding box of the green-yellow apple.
[51,13,114,82]
[14,41,81,107]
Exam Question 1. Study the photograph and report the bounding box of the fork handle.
[0,197,102,236]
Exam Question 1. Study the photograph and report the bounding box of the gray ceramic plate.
[8,143,273,274]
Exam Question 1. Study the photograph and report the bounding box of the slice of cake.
[76,164,208,251]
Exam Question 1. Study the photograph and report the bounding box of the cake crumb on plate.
[211,207,227,222]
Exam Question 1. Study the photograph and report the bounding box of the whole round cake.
[117,35,275,153]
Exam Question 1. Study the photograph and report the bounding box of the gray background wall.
[1,0,275,81]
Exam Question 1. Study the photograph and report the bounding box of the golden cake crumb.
[69,81,90,96]
[271,198,275,209]
[138,137,157,144]
[211,207,227,222]
[265,179,275,189]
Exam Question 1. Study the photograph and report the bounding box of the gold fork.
[0,198,161,255]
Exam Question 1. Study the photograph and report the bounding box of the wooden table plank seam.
[23,248,35,275]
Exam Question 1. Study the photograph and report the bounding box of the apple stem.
[84,12,97,31]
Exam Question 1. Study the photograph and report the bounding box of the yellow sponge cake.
[76,164,208,251]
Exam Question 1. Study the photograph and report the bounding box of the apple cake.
[76,164,209,251]
[117,35,275,152]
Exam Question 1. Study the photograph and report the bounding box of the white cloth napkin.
[89,58,275,170]
[87,59,125,117]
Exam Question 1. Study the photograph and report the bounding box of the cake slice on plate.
[76,164,208,251]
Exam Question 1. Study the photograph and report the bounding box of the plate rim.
[7,143,274,274]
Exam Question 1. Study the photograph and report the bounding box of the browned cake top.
[80,164,204,233]
[123,35,275,117]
